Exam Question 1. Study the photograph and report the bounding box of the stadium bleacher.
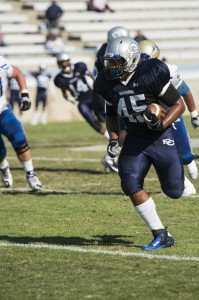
[0,0,199,121]
[1,0,199,66]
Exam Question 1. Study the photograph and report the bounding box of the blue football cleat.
[142,229,175,251]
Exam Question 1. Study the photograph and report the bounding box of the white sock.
[103,130,109,140]
[0,158,9,169]
[135,197,164,231]
[184,175,194,189]
[21,160,34,173]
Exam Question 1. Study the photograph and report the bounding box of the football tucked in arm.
[144,103,167,121]
[143,103,167,131]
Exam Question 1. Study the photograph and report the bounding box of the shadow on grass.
[10,167,104,175]
[0,234,134,247]
[0,190,124,196]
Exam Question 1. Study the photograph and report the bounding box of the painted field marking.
[7,155,199,164]
[0,242,198,262]
[0,187,199,197]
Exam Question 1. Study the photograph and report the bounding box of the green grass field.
[0,119,199,300]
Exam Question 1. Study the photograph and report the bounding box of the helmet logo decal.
[127,42,139,57]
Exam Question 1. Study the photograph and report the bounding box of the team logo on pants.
[162,139,175,146]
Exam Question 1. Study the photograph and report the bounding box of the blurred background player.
[92,26,130,172]
[8,77,23,119]
[0,56,42,190]
[138,39,199,195]
[30,63,52,126]
[54,52,109,139]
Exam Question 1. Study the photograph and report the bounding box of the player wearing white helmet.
[0,56,42,190]
[30,63,52,125]
[139,39,199,194]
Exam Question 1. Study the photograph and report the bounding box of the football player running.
[0,56,42,191]
[94,37,185,250]
[54,53,109,139]
[139,39,198,194]
[92,26,130,172]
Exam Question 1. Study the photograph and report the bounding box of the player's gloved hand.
[143,111,164,131]
[107,139,121,158]
[191,110,199,129]
[20,89,31,111]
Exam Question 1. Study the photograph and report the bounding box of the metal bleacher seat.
[21,0,199,11]
[79,29,199,45]
[1,24,39,34]
[0,14,28,23]
[65,20,199,33]
[0,3,13,12]
[4,34,46,45]
[23,2,87,12]
[61,10,199,22]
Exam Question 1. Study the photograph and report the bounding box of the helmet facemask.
[58,59,71,73]
[104,56,127,80]
[103,38,141,80]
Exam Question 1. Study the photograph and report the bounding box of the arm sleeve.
[159,83,181,106]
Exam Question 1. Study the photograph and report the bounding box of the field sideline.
[0,120,199,300]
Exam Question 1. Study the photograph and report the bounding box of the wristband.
[21,89,29,94]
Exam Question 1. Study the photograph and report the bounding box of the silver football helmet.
[107,26,130,43]
[104,37,140,80]
[138,40,160,59]
[56,52,71,72]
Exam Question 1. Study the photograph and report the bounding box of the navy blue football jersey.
[54,62,92,102]
[94,58,180,133]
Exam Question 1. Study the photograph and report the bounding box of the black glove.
[20,90,31,111]
[143,111,164,131]
[107,139,121,158]
[191,115,199,129]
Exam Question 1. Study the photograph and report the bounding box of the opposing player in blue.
[94,37,185,250]
[54,53,109,139]
[139,40,199,194]
[0,56,42,190]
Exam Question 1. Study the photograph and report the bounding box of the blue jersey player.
[139,39,199,194]
[0,56,42,190]
[94,37,185,251]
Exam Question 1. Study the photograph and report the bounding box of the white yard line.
[6,156,199,164]
[1,187,199,197]
[0,242,198,262]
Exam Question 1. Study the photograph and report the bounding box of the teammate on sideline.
[30,63,52,126]
[94,36,185,250]
[139,39,199,194]
[54,52,109,140]
[0,56,42,191]
[92,26,130,172]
